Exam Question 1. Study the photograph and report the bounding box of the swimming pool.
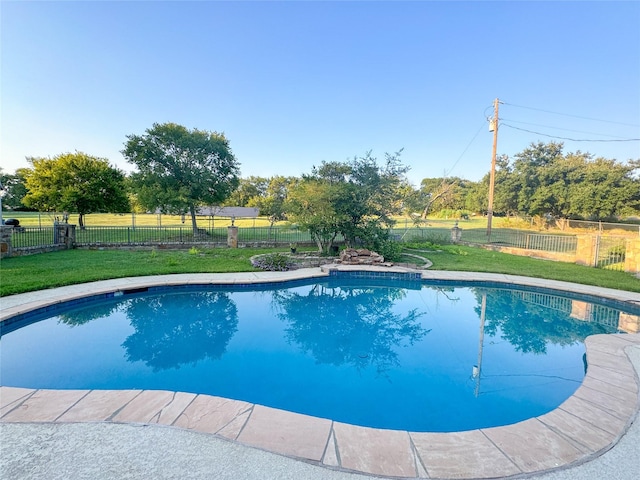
[0,273,633,432]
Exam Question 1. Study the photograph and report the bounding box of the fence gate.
[594,236,626,271]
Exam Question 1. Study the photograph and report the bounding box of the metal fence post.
[593,235,601,267]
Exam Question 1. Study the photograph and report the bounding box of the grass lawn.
[0,247,265,296]
[426,245,640,293]
[1,244,638,297]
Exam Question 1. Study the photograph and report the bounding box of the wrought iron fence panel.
[70,226,326,246]
[389,227,451,243]
[444,228,577,254]
[10,227,57,248]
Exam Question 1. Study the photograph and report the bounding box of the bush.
[375,239,404,262]
[250,253,294,271]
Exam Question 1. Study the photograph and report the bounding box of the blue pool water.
[0,276,629,432]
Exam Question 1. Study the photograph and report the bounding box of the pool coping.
[2,266,640,479]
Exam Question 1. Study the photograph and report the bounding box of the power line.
[500,118,633,139]
[445,121,486,177]
[501,123,640,142]
[502,101,640,128]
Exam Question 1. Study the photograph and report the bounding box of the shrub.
[375,239,404,262]
[251,253,294,271]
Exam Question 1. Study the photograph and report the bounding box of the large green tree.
[22,152,130,228]
[287,151,408,256]
[0,168,31,211]
[249,175,296,229]
[224,176,269,207]
[413,176,473,218]
[472,142,640,221]
[287,177,342,253]
[122,123,240,233]
[563,155,640,219]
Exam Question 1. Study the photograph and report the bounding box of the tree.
[487,142,640,220]
[0,168,31,211]
[122,123,240,233]
[249,175,296,231]
[287,151,409,256]
[564,155,640,220]
[511,142,565,216]
[22,152,130,228]
[416,176,472,219]
[224,176,269,207]
[287,178,342,253]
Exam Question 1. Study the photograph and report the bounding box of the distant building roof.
[152,206,259,217]
[196,206,259,217]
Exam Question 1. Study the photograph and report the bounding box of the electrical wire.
[502,101,640,128]
[483,104,494,120]
[445,121,487,177]
[500,118,633,139]
[501,123,640,142]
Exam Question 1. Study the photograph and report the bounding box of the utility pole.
[473,293,487,398]
[0,180,6,225]
[486,98,500,240]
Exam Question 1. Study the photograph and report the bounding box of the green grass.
[1,244,638,296]
[0,248,270,296]
[427,245,640,293]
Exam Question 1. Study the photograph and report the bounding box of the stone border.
[2,268,640,479]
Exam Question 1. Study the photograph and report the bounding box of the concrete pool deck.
[1,267,640,479]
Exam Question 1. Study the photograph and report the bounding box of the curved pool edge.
[2,267,640,479]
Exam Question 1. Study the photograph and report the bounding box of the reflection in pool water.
[0,277,628,432]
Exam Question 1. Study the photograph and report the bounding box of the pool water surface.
[0,277,625,432]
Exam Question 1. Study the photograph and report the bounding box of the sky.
[2,0,639,185]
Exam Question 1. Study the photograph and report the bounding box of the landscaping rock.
[338,248,386,265]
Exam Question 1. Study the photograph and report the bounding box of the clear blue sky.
[2,1,639,185]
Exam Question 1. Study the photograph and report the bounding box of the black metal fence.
[4,224,627,271]
[74,226,229,244]
[8,227,57,249]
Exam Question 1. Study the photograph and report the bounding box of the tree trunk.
[268,220,275,241]
[189,205,198,234]
[78,213,85,230]
[421,180,457,219]
[421,200,433,220]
